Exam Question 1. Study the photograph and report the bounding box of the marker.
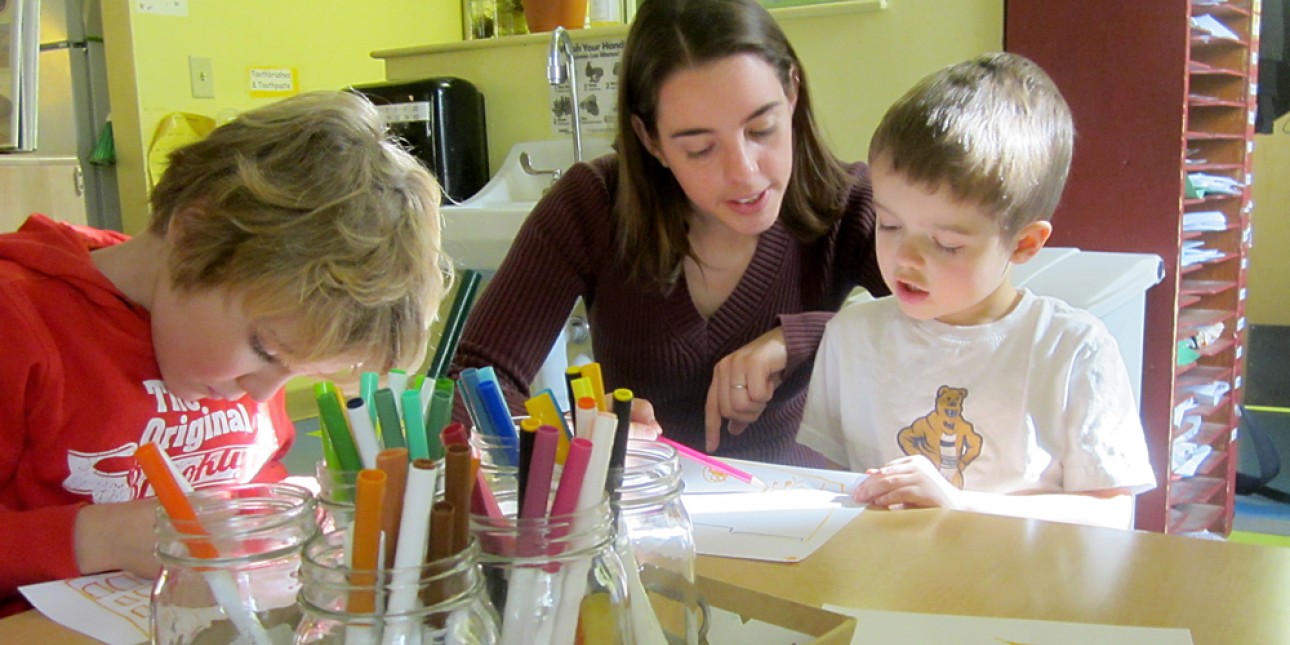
[525,389,572,463]
[374,388,405,450]
[517,417,541,504]
[606,389,634,498]
[360,372,379,425]
[402,389,429,460]
[387,369,408,417]
[376,448,409,568]
[135,443,272,645]
[574,396,598,440]
[444,444,473,553]
[658,436,763,486]
[426,268,482,380]
[477,380,519,467]
[315,383,361,473]
[345,397,381,469]
[349,469,387,614]
[522,425,560,523]
[423,379,455,461]
[579,363,607,412]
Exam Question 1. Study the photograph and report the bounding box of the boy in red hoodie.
[0,90,449,615]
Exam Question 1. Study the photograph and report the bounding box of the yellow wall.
[1249,114,1290,326]
[379,0,1004,175]
[94,1,1288,323]
[100,0,460,234]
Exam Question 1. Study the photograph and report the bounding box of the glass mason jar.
[616,439,700,644]
[470,493,632,644]
[314,461,360,534]
[152,482,317,645]
[468,428,518,488]
[295,530,499,644]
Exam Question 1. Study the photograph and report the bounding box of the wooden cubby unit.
[1006,0,1259,534]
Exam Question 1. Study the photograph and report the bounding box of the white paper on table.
[824,605,1194,645]
[19,571,152,645]
[678,455,865,495]
[682,489,864,562]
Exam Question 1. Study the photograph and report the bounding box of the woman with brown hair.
[451,0,886,466]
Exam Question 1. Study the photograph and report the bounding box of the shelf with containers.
[1006,0,1260,534]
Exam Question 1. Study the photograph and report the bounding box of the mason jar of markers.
[151,482,317,645]
[314,461,360,533]
[614,439,700,644]
[295,530,500,644]
[470,492,635,644]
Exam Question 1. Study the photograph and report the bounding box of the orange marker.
[349,469,387,614]
[134,443,217,559]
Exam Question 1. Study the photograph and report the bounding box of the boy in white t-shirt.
[797,53,1156,529]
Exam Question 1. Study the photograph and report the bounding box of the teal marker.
[402,388,429,461]
[360,371,379,425]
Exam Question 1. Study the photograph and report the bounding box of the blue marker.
[477,379,519,466]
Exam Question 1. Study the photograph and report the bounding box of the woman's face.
[642,53,797,239]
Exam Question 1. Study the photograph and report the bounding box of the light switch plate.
[189,56,214,98]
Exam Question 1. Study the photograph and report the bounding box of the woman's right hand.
[74,498,162,579]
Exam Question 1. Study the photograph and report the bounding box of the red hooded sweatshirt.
[0,215,294,617]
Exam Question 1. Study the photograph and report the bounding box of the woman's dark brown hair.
[615,0,853,289]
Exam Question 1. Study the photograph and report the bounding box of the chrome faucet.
[547,26,583,164]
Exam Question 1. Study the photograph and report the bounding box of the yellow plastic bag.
[147,112,216,188]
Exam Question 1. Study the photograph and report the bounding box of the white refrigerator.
[0,0,119,232]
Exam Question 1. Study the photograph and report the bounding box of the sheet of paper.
[20,571,152,645]
[683,489,864,562]
[678,457,866,562]
[678,455,864,494]
[824,605,1194,645]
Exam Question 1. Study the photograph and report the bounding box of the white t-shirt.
[798,290,1156,495]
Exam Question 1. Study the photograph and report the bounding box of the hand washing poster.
[550,38,623,138]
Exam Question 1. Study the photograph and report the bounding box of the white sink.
[441,138,614,270]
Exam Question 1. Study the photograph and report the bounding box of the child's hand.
[74,498,162,579]
[851,455,961,509]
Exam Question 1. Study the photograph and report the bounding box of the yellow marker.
[524,391,571,464]
[576,593,616,643]
[579,363,607,412]
[570,377,594,412]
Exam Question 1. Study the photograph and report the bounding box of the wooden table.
[5,508,1289,644]
[698,508,1290,645]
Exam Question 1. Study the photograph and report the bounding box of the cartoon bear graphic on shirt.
[896,385,983,489]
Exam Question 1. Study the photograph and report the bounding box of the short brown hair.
[149,90,450,373]
[869,52,1074,235]
[615,0,853,288]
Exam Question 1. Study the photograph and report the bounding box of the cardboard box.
[698,575,856,644]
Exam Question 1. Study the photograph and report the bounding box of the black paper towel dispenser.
[351,77,488,205]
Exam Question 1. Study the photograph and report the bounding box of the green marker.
[314,382,361,473]
[374,387,405,450]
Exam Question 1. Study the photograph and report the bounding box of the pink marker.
[658,436,760,485]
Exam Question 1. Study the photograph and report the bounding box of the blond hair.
[869,52,1074,235]
[149,90,449,373]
